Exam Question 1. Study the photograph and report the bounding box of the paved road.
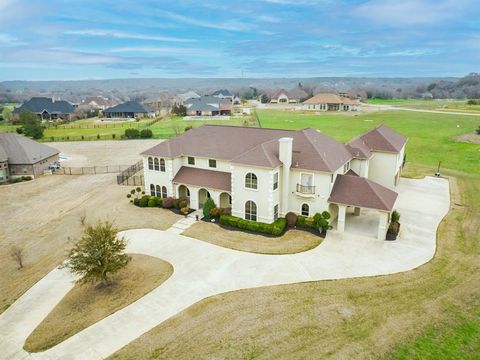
[0,177,450,360]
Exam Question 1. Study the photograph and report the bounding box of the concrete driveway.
[0,177,450,360]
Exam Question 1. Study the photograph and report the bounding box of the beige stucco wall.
[231,163,279,223]
[368,152,398,189]
[351,158,369,177]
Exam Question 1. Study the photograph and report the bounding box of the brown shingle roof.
[143,125,352,173]
[347,125,407,155]
[329,174,398,212]
[173,166,231,192]
[0,133,59,164]
[303,93,359,105]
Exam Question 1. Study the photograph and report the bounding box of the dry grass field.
[183,222,322,254]
[24,254,173,352]
[110,166,480,359]
[0,140,181,314]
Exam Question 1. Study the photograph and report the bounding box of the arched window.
[301,203,309,216]
[161,186,167,198]
[156,185,161,197]
[245,201,257,221]
[148,157,153,170]
[150,184,155,196]
[154,158,159,171]
[245,173,258,189]
[160,158,166,172]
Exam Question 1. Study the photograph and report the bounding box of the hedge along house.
[12,97,75,121]
[141,124,407,240]
[0,133,59,182]
[103,101,154,119]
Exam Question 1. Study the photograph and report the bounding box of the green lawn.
[364,98,480,113]
[257,110,480,175]
[391,304,480,359]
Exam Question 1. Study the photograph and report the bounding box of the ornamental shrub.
[321,211,331,220]
[296,215,307,228]
[203,198,216,219]
[285,212,297,227]
[148,198,156,207]
[162,197,174,208]
[178,199,188,209]
[124,128,140,139]
[155,197,163,207]
[138,196,149,207]
[133,198,140,206]
[220,207,232,216]
[305,217,315,228]
[180,206,190,215]
[140,128,153,138]
[172,198,181,209]
[272,218,287,236]
[210,207,221,218]
[391,210,401,223]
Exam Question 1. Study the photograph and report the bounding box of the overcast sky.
[0,0,479,80]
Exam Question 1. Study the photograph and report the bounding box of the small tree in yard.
[476,125,480,135]
[19,110,44,139]
[63,221,131,286]
[10,245,25,269]
[203,198,216,219]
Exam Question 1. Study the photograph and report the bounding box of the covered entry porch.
[173,166,231,210]
[328,173,398,240]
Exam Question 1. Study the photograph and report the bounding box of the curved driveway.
[0,177,450,360]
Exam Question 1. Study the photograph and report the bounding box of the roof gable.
[104,101,151,113]
[14,97,74,114]
[348,125,407,154]
[0,133,59,164]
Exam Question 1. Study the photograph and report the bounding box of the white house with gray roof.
[141,124,407,240]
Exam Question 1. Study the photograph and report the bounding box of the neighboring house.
[178,91,200,103]
[270,88,309,104]
[141,124,407,240]
[0,133,59,182]
[81,96,119,110]
[143,93,179,113]
[12,97,75,121]
[103,101,154,119]
[233,96,241,105]
[184,96,232,116]
[211,89,234,102]
[302,93,360,111]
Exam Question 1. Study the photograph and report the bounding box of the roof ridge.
[301,128,336,171]
[367,178,390,210]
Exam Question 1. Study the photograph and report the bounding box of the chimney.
[278,137,293,216]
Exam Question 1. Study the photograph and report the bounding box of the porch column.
[354,207,361,216]
[377,212,389,240]
[337,205,346,232]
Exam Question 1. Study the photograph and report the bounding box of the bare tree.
[10,245,24,269]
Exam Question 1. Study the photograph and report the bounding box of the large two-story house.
[142,125,406,240]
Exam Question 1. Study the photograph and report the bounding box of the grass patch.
[257,110,480,175]
[109,167,480,359]
[182,221,321,254]
[24,254,173,352]
[390,304,480,359]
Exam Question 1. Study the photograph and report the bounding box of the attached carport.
[328,173,398,240]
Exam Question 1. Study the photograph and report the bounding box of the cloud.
[64,29,194,42]
[156,10,253,32]
[0,33,25,46]
[355,0,473,26]
[107,46,216,56]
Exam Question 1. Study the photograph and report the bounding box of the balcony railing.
[296,184,315,195]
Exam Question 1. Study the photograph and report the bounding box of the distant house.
[81,96,119,110]
[211,89,234,102]
[13,97,74,121]
[303,93,360,111]
[0,133,59,182]
[185,96,232,117]
[270,88,309,104]
[233,96,241,105]
[143,93,179,113]
[178,91,201,103]
[103,101,154,119]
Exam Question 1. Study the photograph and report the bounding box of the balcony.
[296,184,315,197]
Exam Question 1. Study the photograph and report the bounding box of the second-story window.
[245,172,258,189]
[209,159,216,168]
[273,172,278,190]
[188,156,195,165]
[148,157,153,170]
[160,158,165,172]
[154,158,159,171]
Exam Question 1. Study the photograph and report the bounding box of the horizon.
[0,0,479,81]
